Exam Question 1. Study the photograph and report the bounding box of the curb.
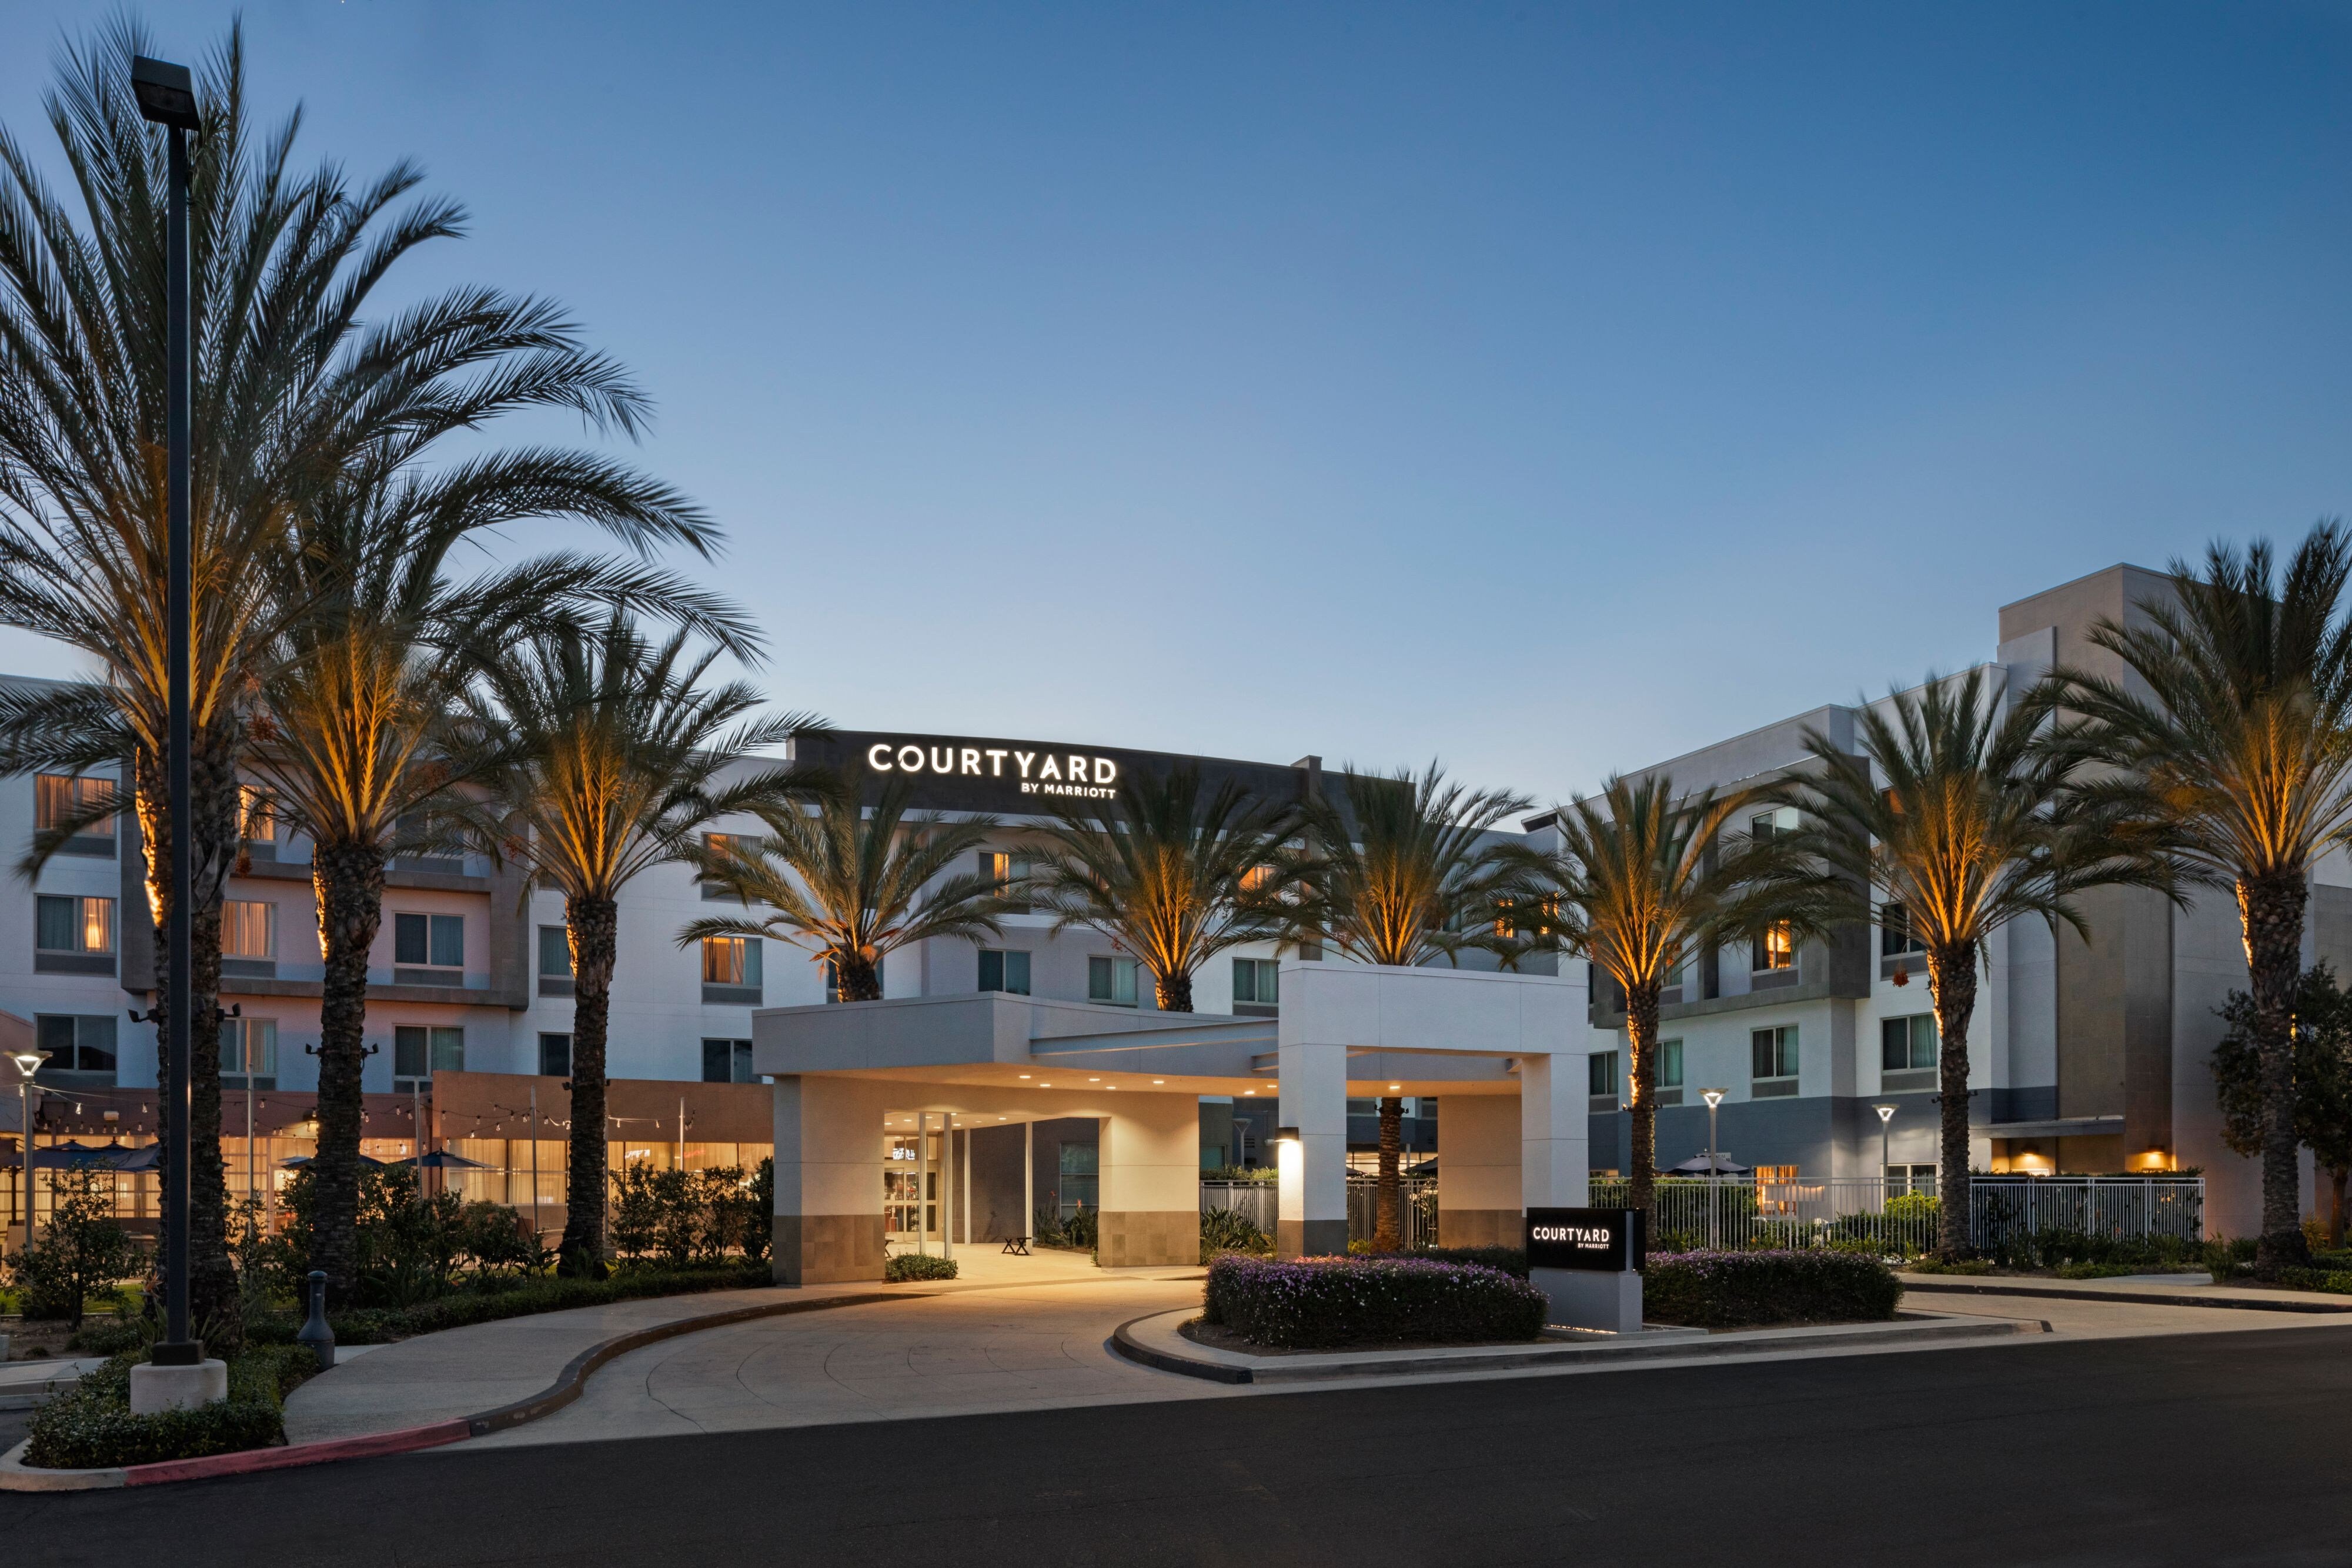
[1899,1278,2352,1315]
[1112,1310,2049,1385]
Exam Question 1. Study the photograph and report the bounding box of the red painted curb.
[119,1418,473,1487]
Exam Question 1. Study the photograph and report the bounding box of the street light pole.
[132,54,201,1370]
[1875,1104,1897,1189]
[1700,1089,1724,1252]
[11,1051,50,1274]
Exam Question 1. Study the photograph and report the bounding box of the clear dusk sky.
[4,4,2350,802]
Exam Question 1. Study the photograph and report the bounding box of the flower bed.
[1201,1255,1548,1349]
[1643,1249,1902,1328]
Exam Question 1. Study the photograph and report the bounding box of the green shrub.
[884,1252,958,1282]
[1202,1256,1547,1349]
[15,1171,141,1326]
[1643,1250,1902,1328]
[240,1259,773,1345]
[1200,1208,1269,1255]
[23,1343,321,1471]
[1908,1258,1993,1275]
[2274,1267,2352,1295]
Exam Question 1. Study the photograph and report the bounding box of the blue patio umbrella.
[278,1152,387,1171]
[395,1149,490,1170]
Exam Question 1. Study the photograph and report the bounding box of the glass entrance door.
[884,1134,923,1246]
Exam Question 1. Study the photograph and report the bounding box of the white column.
[1275,1041,1348,1257]
[1519,1051,1589,1212]
[1023,1120,1034,1242]
[961,1124,973,1243]
[1098,1095,1202,1266]
[1437,1094,1522,1247]
[771,1074,891,1285]
[941,1115,954,1262]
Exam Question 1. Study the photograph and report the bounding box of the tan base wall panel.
[1438,1208,1521,1249]
[1098,1209,1200,1268]
[773,1212,886,1286]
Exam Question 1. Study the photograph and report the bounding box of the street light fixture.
[9,1049,49,1273]
[1874,1104,1897,1192]
[132,52,200,1372]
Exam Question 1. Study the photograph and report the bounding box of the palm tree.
[462,613,811,1275]
[251,462,753,1299]
[1282,763,1531,1250]
[1772,670,2177,1259]
[681,768,1024,1002]
[1025,767,1301,1012]
[2033,529,2352,1275]
[0,23,706,1339]
[1518,775,1826,1222]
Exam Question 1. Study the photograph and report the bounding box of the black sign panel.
[1524,1207,1645,1272]
[793,730,1313,818]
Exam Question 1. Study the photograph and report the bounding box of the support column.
[1276,1041,1348,1257]
[771,1075,891,1286]
[1520,1051,1589,1213]
[1098,1095,1201,1266]
[1437,1094,1521,1248]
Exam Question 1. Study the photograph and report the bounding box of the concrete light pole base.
[129,1359,226,1415]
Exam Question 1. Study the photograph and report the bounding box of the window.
[223,900,276,959]
[1749,807,1795,841]
[1240,864,1276,894]
[1088,955,1138,1007]
[537,924,573,997]
[1588,1049,1618,1107]
[1232,957,1279,1012]
[1057,1141,1098,1219]
[702,936,763,1002]
[35,895,114,972]
[223,1018,278,1088]
[394,1025,464,1086]
[978,852,1034,913]
[1751,1025,1799,1092]
[394,912,465,977]
[701,832,747,901]
[1656,1044,1693,1105]
[35,774,116,855]
[702,936,761,986]
[538,1032,572,1078]
[977,949,1031,995]
[1884,1163,1937,1195]
[1750,922,1795,973]
[1882,901,1926,957]
[35,1014,116,1077]
[701,1038,754,1084]
[1882,1014,1937,1086]
[238,784,276,843]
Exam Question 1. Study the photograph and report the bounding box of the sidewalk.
[282,1249,1180,1445]
[1896,1271,2352,1313]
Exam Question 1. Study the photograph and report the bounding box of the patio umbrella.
[396,1149,490,1170]
[30,1140,135,1171]
[278,1152,387,1170]
[1663,1153,1751,1176]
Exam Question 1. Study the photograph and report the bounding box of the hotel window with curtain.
[1657,1038,1685,1106]
[978,851,1034,914]
[1881,1014,1937,1090]
[223,1017,278,1089]
[1588,1049,1618,1111]
[1750,922,1796,974]
[701,935,763,1003]
[35,1014,116,1078]
[1088,955,1138,1007]
[394,912,465,983]
[222,898,276,977]
[977,949,1031,995]
[538,924,574,997]
[395,1025,464,1089]
[1751,1025,1799,1096]
[35,774,116,857]
[1232,957,1279,1015]
[35,895,115,973]
[701,832,744,901]
[1882,901,1927,957]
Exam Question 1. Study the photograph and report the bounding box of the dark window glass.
[430,914,464,968]
[394,913,429,966]
[978,950,1030,995]
[395,1025,427,1079]
[1588,1051,1615,1096]
[539,1033,572,1078]
[702,1038,734,1082]
[539,925,572,977]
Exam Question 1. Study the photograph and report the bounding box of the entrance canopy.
[754,961,1595,1282]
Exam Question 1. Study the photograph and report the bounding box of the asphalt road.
[8,1327,2351,1567]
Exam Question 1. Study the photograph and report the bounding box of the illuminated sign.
[863,741,1120,800]
[1524,1206,1645,1272]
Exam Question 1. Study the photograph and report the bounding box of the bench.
[1001,1235,1031,1256]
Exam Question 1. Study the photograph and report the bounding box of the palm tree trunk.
[834,952,881,1002]
[1154,968,1193,1012]
[307,840,386,1299]
[1374,1096,1402,1251]
[2330,1166,2347,1251]
[133,737,243,1352]
[561,894,619,1277]
[1926,939,1979,1261]
[1625,977,1660,1222]
[2242,870,2312,1276]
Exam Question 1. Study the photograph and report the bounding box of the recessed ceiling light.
[1152,1079,1164,1085]
[1040,1082,1051,1087]
[1389,1084,1401,1091]
[1018,1074,1031,1079]
[1244,1090,1256,1096]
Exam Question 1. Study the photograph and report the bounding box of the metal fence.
[1200,1178,1278,1238]
[1347,1174,1437,1251]
[1589,1175,2204,1254]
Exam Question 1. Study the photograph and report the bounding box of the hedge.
[244,1259,774,1346]
[1202,1255,1547,1349]
[1643,1249,1902,1328]
[24,1344,320,1471]
[884,1253,958,1282]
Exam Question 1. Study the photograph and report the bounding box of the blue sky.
[4,4,2349,801]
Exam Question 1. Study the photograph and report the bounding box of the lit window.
[979,851,1034,912]
[701,935,761,987]
[1751,922,1795,972]
[238,784,276,842]
[35,774,116,850]
[35,895,113,954]
[1240,864,1275,894]
[223,899,276,959]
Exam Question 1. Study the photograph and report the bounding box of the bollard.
[296,1269,335,1370]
